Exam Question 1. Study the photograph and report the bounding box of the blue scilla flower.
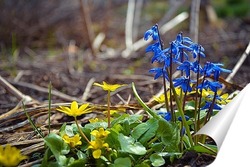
[198,80,222,92]
[172,33,194,61]
[175,33,193,46]
[177,115,190,122]
[203,62,231,81]
[158,111,171,121]
[173,76,192,92]
[201,101,222,110]
[149,67,169,80]
[187,43,206,59]
[190,60,203,73]
[176,60,193,77]
[144,25,159,41]
[171,42,189,61]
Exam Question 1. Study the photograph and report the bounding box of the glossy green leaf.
[150,153,165,167]
[132,118,159,144]
[157,119,180,152]
[44,133,70,166]
[113,157,131,167]
[118,133,147,155]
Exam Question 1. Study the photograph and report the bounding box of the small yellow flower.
[153,94,166,103]
[90,128,110,139]
[89,118,99,123]
[88,139,109,159]
[0,144,28,167]
[57,101,92,117]
[62,134,82,148]
[94,81,126,92]
[153,88,182,104]
[103,109,125,115]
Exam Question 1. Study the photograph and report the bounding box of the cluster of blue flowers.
[144,24,231,119]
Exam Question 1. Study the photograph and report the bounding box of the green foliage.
[118,133,147,155]
[150,153,165,167]
[212,0,250,18]
[157,119,180,152]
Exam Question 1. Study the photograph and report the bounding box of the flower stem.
[163,73,170,112]
[107,90,111,128]
[74,117,90,143]
[170,83,194,147]
[169,43,175,122]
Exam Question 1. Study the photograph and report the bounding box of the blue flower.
[149,67,169,80]
[173,76,192,92]
[175,33,193,45]
[198,80,222,92]
[189,43,205,59]
[158,111,171,121]
[144,25,159,41]
[201,101,222,110]
[171,42,189,61]
[177,115,190,121]
[190,60,203,73]
[203,62,231,80]
[176,61,192,77]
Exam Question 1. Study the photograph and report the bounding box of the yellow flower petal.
[56,101,92,117]
[0,144,28,167]
[90,128,110,139]
[89,118,99,123]
[62,134,82,148]
[93,149,102,159]
[94,81,126,92]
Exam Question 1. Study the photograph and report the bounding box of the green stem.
[163,73,170,112]
[48,82,52,134]
[148,136,158,146]
[132,82,161,119]
[23,102,44,138]
[170,84,194,147]
[107,91,111,128]
[205,90,217,123]
[74,117,90,143]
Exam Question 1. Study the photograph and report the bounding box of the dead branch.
[122,12,189,58]
[79,0,96,58]
[189,0,201,43]
[226,42,250,83]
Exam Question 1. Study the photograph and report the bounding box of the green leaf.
[150,153,165,167]
[76,150,87,159]
[111,114,142,127]
[65,125,74,137]
[132,82,161,119]
[67,159,86,167]
[84,121,108,131]
[112,157,131,167]
[157,119,180,152]
[134,162,151,167]
[118,133,147,155]
[106,129,120,150]
[131,118,159,144]
[44,133,70,166]
[192,144,217,155]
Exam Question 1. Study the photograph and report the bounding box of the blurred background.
[0,0,250,107]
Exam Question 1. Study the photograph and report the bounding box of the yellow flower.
[153,88,182,104]
[88,139,109,159]
[93,81,126,92]
[103,109,125,115]
[90,128,110,139]
[89,118,99,123]
[153,94,166,103]
[57,101,92,117]
[62,134,82,148]
[0,144,28,167]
